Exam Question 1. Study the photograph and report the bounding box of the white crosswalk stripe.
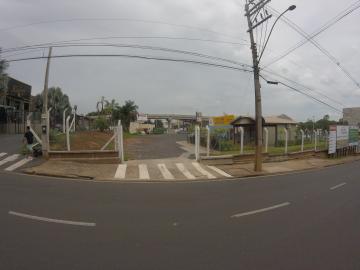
[139,164,150,180]
[176,163,196,179]
[158,164,175,180]
[0,153,7,158]
[207,166,233,178]
[0,154,20,167]
[5,157,33,172]
[192,162,216,179]
[114,164,127,179]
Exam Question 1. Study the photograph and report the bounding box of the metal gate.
[0,107,27,134]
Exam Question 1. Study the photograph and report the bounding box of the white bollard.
[284,128,288,154]
[66,116,71,151]
[239,127,244,155]
[206,125,210,157]
[300,129,305,152]
[63,108,69,133]
[264,127,269,153]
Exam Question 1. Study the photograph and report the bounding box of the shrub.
[95,117,109,132]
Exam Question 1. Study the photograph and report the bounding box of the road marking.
[0,154,20,166]
[0,152,7,158]
[176,163,196,179]
[139,164,150,180]
[207,166,233,178]
[330,182,347,190]
[5,157,33,172]
[192,162,216,179]
[114,164,127,179]
[8,211,96,227]
[158,164,175,180]
[231,202,291,218]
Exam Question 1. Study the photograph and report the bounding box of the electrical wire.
[2,42,253,69]
[262,68,347,107]
[265,2,360,67]
[4,53,254,74]
[260,74,342,114]
[0,36,248,54]
[263,5,360,88]
[0,17,248,42]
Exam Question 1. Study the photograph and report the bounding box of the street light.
[258,5,297,63]
[245,1,296,172]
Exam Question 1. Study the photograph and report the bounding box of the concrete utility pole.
[244,0,296,171]
[41,47,53,158]
[245,0,271,172]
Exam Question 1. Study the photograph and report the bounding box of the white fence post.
[324,130,328,149]
[314,130,318,151]
[284,128,288,154]
[264,127,269,153]
[120,123,124,163]
[47,107,52,151]
[300,129,305,152]
[195,125,200,161]
[206,125,210,157]
[239,127,244,155]
[66,116,71,151]
[63,108,68,133]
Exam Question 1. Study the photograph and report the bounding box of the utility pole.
[41,47,53,158]
[245,0,272,172]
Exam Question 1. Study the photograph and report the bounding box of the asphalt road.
[0,161,359,270]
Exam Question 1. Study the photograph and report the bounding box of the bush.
[153,127,167,134]
[95,117,109,132]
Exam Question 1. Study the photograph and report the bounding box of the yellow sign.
[211,115,235,126]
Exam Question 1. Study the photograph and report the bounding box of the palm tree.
[116,100,138,132]
[96,96,109,115]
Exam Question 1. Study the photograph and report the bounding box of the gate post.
[264,127,269,153]
[47,107,52,151]
[300,129,305,152]
[284,128,288,154]
[195,125,200,161]
[239,127,244,155]
[206,125,210,157]
[63,108,68,133]
[66,116,71,151]
[314,130,318,151]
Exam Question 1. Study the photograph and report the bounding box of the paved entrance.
[125,134,188,160]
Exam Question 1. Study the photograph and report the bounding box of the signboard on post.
[336,125,349,149]
[210,115,235,126]
[348,126,359,147]
[328,125,337,154]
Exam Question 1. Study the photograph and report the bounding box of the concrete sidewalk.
[22,155,360,181]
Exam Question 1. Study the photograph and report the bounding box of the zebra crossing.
[114,161,233,181]
[0,152,34,172]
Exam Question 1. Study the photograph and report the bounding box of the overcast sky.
[0,0,359,121]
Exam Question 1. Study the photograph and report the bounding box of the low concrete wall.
[48,150,120,164]
[201,150,328,166]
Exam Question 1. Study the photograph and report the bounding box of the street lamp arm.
[258,6,296,63]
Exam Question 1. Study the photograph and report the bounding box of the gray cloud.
[1,0,359,121]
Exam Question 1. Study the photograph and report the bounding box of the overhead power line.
[260,75,342,114]
[264,6,360,88]
[2,42,253,69]
[0,17,248,42]
[1,36,248,54]
[4,53,254,73]
[262,68,347,107]
[265,1,360,67]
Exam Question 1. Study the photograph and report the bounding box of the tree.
[113,100,138,132]
[0,48,8,93]
[33,87,71,125]
[155,120,164,128]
